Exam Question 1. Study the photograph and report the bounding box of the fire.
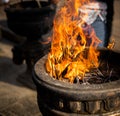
[107,39,115,49]
[45,0,101,83]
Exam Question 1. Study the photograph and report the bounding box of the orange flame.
[107,39,115,49]
[45,0,101,83]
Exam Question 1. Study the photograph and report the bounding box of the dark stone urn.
[33,48,120,116]
[5,1,56,39]
[4,1,56,69]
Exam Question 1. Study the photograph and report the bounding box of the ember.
[45,0,101,83]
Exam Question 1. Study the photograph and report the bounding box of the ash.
[73,66,120,84]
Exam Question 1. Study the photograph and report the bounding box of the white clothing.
[78,2,107,25]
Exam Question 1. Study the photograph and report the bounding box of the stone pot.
[33,48,120,116]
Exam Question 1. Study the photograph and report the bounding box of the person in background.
[50,0,108,47]
[78,0,107,47]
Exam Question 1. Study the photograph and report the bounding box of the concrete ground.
[0,39,42,116]
[0,0,120,116]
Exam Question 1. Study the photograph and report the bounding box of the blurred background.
[0,0,120,115]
